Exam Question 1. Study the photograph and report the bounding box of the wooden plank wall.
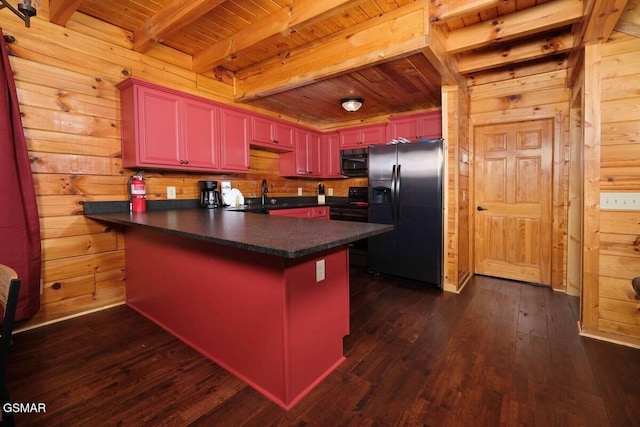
[2,14,363,329]
[443,85,471,293]
[468,67,571,292]
[592,32,640,341]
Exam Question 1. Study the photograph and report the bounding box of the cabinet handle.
[273,140,278,144]
[179,160,184,164]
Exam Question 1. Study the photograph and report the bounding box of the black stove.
[330,187,368,222]
[330,187,369,266]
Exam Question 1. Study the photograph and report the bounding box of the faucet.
[261,179,268,206]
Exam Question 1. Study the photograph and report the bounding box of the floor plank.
[6,268,640,426]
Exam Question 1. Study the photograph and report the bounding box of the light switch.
[316,259,325,282]
[328,188,334,196]
[298,187,303,196]
[600,192,640,211]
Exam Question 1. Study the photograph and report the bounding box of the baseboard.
[14,302,126,333]
[577,321,640,349]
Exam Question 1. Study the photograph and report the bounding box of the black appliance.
[368,139,443,288]
[330,187,369,266]
[340,148,368,177]
[199,180,222,208]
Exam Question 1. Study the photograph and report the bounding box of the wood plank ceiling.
[38,0,632,126]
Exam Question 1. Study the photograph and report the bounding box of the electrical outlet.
[328,188,334,196]
[316,259,325,282]
[167,186,176,199]
[600,192,640,211]
[298,187,303,196]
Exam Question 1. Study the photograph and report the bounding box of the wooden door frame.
[470,115,568,291]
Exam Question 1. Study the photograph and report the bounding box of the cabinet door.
[388,116,420,141]
[250,116,294,151]
[268,207,311,218]
[321,133,342,177]
[219,108,250,171]
[137,86,181,166]
[294,129,311,175]
[310,207,330,219]
[274,122,295,150]
[416,112,442,139]
[251,115,274,145]
[340,124,387,148]
[388,111,442,141]
[182,98,219,169]
[360,124,387,146]
[293,129,321,176]
[339,128,362,149]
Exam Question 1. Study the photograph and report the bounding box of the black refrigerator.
[368,139,443,288]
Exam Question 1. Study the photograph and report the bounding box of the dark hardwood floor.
[7,268,640,426]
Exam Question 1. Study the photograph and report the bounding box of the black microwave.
[341,148,368,177]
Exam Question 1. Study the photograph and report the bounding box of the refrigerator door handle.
[391,164,397,224]
[396,164,401,220]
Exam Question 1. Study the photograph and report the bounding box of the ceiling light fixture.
[340,97,364,112]
[0,0,36,28]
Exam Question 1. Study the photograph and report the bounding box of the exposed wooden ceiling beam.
[233,1,430,101]
[49,0,84,26]
[192,0,359,73]
[458,32,574,74]
[430,0,511,24]
[446,0,583,54]
[615,0,640,37]
[567,0,628,91]
[133,0,226,53]
[421,25,464,87]
[582,0,630,44]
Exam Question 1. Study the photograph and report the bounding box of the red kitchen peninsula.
[86,209,392,410]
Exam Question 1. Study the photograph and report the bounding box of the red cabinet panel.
[268,206,329,219]
[117,78,250,173]
[182,98,219,169]
[134,85,182,167]
[339,123,387,148]
[388,110,442,142]
[250,116,294,151]
[320,132,342,178]
[219,107,251,172]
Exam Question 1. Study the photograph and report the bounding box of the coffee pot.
[199,181,222,208]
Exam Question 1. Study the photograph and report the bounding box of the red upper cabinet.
[117,78,250,173]
[339,123,387,149]
[250,116,294,151]
[219,107,250,172]
[320,132,342,178]
[387,110,442,142]
[123,83,182,168]
[182,98,220,170]
[280,128,321,177]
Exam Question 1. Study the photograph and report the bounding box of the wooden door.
[474,119,553,285]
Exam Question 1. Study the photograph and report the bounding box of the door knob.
[477,206,488,211]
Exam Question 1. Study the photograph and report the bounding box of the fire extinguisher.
[128,172,146,213]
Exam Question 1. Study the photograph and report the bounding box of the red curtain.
[0,29,41,321]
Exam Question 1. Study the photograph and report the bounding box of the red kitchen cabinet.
[117,78,249,172]
[339,123,387,149]
[219,107,251,172]
[269,206,329,219]
[250,116,294,151]
[387,110,442,142]
[182,98,220,170]
[279,128,321,177]
[320,132,342,178]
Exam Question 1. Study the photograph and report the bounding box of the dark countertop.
[86,209,392,259]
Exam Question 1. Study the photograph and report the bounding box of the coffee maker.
[199,180,222,208]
